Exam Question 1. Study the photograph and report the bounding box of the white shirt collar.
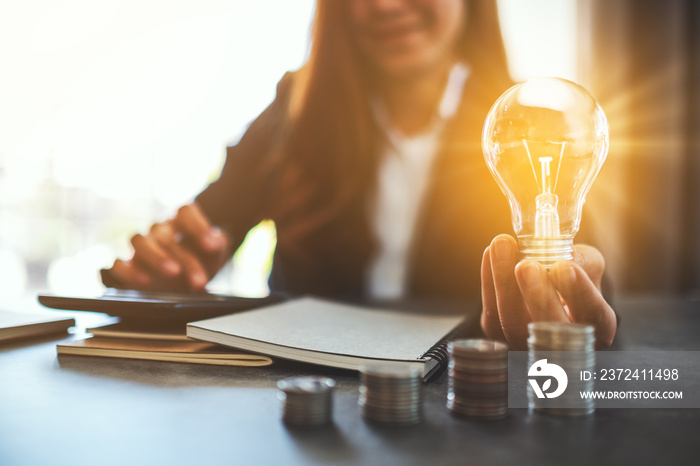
[438,62,471,120]
[370,62,471,142]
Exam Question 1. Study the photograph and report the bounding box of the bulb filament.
[539,156,552,193]
[523,139,567,239]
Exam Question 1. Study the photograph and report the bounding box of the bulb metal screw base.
[518,236,574,269]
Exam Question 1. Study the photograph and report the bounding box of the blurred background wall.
[579,0,700,294]
[0,0,696,297]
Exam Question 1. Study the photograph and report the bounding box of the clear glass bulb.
[482,77,609,267]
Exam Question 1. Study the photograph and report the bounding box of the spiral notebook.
[187,297,471,381]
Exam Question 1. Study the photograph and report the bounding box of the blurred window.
[0,0,576,297]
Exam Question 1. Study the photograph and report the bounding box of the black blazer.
[196,71,516,301]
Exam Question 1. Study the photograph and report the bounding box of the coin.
[527,322,595,417]
[446,338,509,421]
[278,376,335,427]
[359,364,423,426]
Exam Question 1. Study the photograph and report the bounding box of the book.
[57,336,273,366]
[86,320,190,341]
[0,310,74,343]
[187,297,469,381]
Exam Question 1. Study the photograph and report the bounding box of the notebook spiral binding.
[420,318,476,383]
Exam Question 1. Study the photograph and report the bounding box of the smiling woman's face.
[348,0,465,80]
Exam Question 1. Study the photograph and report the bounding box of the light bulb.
[482,77,609,267]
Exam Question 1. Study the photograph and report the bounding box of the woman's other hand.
[480,234,617,350]
[107,203,230,292]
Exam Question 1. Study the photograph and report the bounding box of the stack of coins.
[359,364,422,425]
[527,322,595,416]
[446,339,509,420]
[277,376,336,427]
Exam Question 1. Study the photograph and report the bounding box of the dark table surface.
[1,294,699,466]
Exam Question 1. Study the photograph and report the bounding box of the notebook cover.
[187,297,465,379]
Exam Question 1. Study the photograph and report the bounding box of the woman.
[105,0,616,350]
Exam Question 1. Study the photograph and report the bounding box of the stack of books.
[58,319,273,367]
[42,291,473,378]
[38,290,279,367]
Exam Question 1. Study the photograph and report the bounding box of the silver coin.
[277,376,336,394]
[282,401,333,412]
[447,402,509,420]
[359,363,424,425]
[278,392,333,401]
[359,400,421,412]
[278,376,335,427]
[360,384,421,394]
[360,378,422,388]
[449,369,508,384]
[360,364,422,379]
[449,339,509,356]
[359,393,422,405]
[527,323,596,414]
[280,402,332,412]
[361,404,422,414]
[529,343,594,352]
[361,375,422,385]
[528,322,594,334]
[529,337,595,347]
[449,362,509,374]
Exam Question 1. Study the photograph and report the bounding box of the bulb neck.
[518,236,574,268]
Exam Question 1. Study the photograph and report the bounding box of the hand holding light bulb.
[480,234,616,350]
[480,78,616,349]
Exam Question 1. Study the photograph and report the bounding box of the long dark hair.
[271,0,510,253]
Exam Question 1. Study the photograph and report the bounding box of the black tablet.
[37,289,287,322]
